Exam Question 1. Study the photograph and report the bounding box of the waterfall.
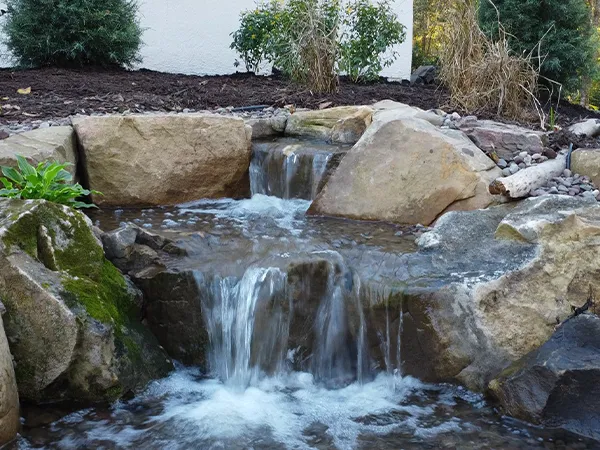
[198,267,290,388]
[195,253,370,389]
[250,139,347,200]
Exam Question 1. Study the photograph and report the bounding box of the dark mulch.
[0,67,599,132]
[0,67,448,123]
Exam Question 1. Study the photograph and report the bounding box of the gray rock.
[489,314,600,441]
[502,168,512,177]
[563,169,572,177]
[497,159,508,169]
[0,199,172,403]
[509,163,520,174]
[456,120,547,161]
[410,65,437,85]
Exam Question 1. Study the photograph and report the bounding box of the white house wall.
[0,0,413,79]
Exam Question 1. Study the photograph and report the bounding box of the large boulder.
[489,314,600,441]
[0,303,19,446]
[393,195,600,390]
[73,114,252,207]
[285,106,373,144]
[571,148,600,186]
[0,199,172,403]
[309,114,502,225]
[0,126,77,175]
[456,118,548,161]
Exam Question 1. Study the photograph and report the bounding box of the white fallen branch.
[489,155,566,198]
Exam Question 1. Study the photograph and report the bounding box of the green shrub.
[0,155,100,208]
[231,0,406,88]
[4,0,143,67]
[339,0,406,82]
[479,0,597,90]
[231,2,281,73]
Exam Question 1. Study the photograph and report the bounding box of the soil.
[0,67,598,134]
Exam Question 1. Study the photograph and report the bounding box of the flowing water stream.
[13,139,600,450]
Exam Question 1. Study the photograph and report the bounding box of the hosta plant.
[0,155,100,208]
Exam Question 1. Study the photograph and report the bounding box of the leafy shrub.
[4,0,143,67]
[0,156,99,208]
[479,0,597,90]
[231,0,406,89]
[339,0,406,82]
[231,2,281,73]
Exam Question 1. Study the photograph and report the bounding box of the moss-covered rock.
[0,198,172,403]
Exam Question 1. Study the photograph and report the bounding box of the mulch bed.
[0,67,599,133]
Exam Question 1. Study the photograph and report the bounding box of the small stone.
[570,186,581,195]
[547,181,558,188]
[513,156,524,164]
[581,184,593,191]
[563,169,572,177]
[593,189,600,197]
[524,155,532,166]
[543,148,558,159]
[531,153,543,160]
[518,162,526,169]
[568,189,579,196]
[518,151,528,159]
[497,159,508,169]
[557,185,569,193]
[582,190,596,199]
[450,112,461,120]
[549,187,559,194]
[558,178,572,187]
[509,163,520,175]
[502,168,512,177]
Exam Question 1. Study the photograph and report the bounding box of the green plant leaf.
[1,166,24,184]
[16,155,37,178]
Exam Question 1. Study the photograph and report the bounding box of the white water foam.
[178,194,311,235]
[49,368,472,450]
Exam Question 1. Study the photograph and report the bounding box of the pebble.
[497,159,508,169]
[518,151,528,159]
[513,156,524,164]
[544,148,558,159]
[450,112,461,120]
[524,155,532,166]
[509,163,520,175]
[557,185,569,193]
[563,169,572,177]
[548,187,559,194]
[531,153,543,161]
[518,162,526,169]
[502,168,512,177]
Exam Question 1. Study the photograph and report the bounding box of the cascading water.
[250,138,349,200]
[195,252,371,390]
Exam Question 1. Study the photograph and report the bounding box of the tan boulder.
[285,106,373,144]
[0,126,77,175]
[571,149,600,186]
[73,114,252,207]
[309,115,501,225]
[0,305,19,446]
[395,195,600,391]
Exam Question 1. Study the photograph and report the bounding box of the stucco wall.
[0,0,413,79]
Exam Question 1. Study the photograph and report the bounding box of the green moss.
[105,385,124,401]
[61,260,133,329]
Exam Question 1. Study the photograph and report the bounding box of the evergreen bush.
[479,0,597,90]
[4,0,143,68]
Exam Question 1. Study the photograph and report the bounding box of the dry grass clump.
[439,0,542,122]
[294,8,339,93]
